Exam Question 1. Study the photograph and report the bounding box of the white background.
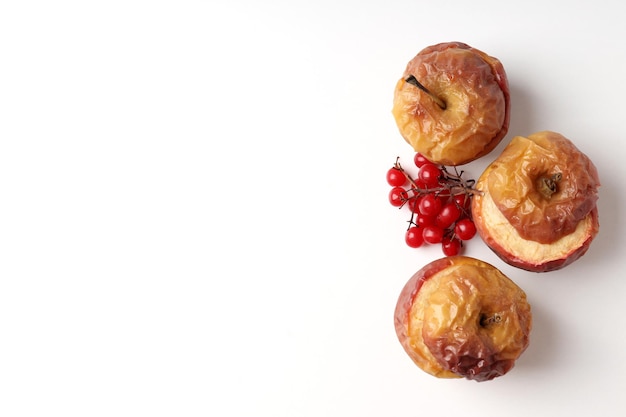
[1,1,625,416]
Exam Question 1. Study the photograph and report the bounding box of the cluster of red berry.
[387,153,478,256]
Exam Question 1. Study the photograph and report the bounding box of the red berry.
[386,167,407,187]
[414,178,429,190]
[405,227,424,248]
[453,193,471,211]
[442,236,462,256]
[387,156,478,255]
[407,195,421,212]
[437,189,452,204]
[418,193,442,217]
[416,213,436,228]
[389,186,408,207]
[413,153,431,168]
[455,218,477,240]
[436,202,462,229]
[418,163,442,188]
[422,225,444,244]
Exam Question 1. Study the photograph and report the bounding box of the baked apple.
[471,131,600,272]
[394,256,531,382]
[392,42,510,166]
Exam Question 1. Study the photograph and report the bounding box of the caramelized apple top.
[420,257,531,381]
[486,131,600,244]
[392,42,510,166]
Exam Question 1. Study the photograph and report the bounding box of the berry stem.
[393,158,481,198]
[394,157,420,189]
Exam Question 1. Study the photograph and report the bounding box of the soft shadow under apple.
[513,300,558,374]
[572,168,622,266]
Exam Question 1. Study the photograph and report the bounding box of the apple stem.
[537,172,562,199]
[480,314,502,327]
[405,75,447,110]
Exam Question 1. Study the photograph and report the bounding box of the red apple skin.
[394,257,461,379]
[394,257,454,347]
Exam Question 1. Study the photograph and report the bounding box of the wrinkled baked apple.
[392,42,510,166]
[472,131,600,272]
[394,256,532,382]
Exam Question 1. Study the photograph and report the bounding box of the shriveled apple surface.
[392,42,510,166]
[485,132,599,243]
[472,131,600,272]
[395,256,531,382]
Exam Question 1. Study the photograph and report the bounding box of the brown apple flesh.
[394,256,532,382]
[392,42,510,166]
[472,131,600,272]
